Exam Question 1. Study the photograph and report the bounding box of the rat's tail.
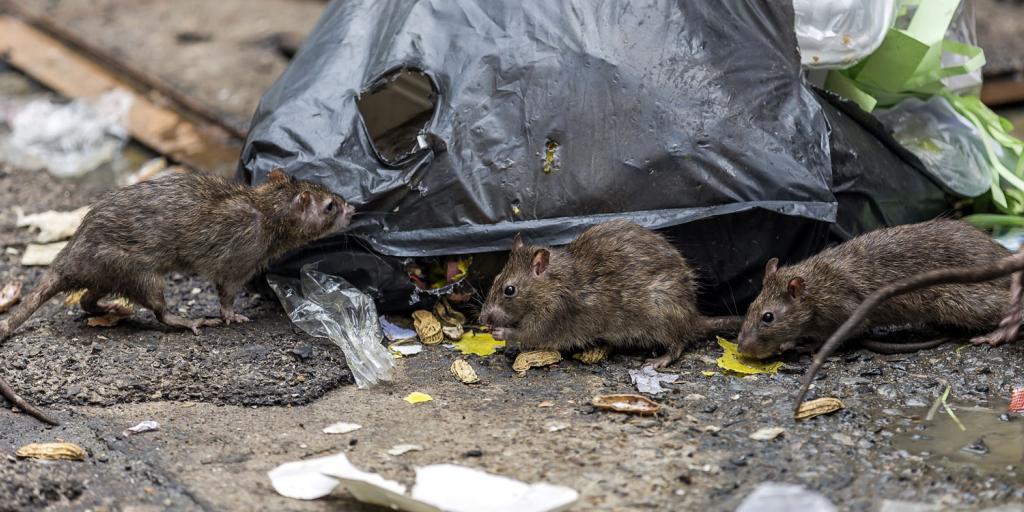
[0,271,63,341]
[0,271,64,425]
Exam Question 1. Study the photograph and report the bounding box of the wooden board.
[0,16,241,177]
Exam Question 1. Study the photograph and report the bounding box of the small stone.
[831,433,855,446]
[860,367,883,377]
[291,344,313,361]
[463,449,483,458]
[702,404,718,414]
[749,427,785,441]
[684,394,706,401]
[961,438,989,456]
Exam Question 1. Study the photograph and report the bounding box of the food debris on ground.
[794,397,845,420]
[412,310,443,344]
[513,350,562,375]
[21,242,67,266]
[386,444,423,456]
[716,337,782,375]
[452,331,505,356]
[322,422,362,434]
[388,340,424,358]
[15,206,90,243]
[749,427,785,441]
[572,346,608,364]
[380,315,418,342]
[16,442,87,461]
[591,394,661,416]
[628,365,679,395]
[404,392,433,404]
[450,359,480,384]
[123,420,161,436]
[0,281,22,313]
[1011,388,1024,414]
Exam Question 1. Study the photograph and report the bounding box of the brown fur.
[479,220,741,368]
[738,219,1011,359]
[0,168,353,425]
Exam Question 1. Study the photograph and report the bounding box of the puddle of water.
[893,399,1024,477]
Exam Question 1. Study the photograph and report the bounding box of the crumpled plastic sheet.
[875,95,992,198]
[628,366,679,395]
[0,89,132,177]
[735,482,837,512]
[793,0,895,69]
[267,263,394,388]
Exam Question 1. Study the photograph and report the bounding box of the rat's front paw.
[490,327,516,341]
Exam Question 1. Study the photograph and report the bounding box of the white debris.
[546,422,570,433]
[15,206,89,243]
[0,90,133,177]
[736,482,836,512]
[322,422,362,435]
[387,444,423,456]
[21,242,67,266]
[390,342,424,357]
[268,452,579,511]
[123,420,161,436]
[749,427,785,441]
[628,365,679,395]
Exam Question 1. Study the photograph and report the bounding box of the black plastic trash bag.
[240,0,951,314]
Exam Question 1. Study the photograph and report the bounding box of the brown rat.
[0,168,353,425]
[795,244,1024,409]
[737,219,1011,360]
[478,220,741,368]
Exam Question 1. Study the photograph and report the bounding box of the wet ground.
[2,1,1024,511]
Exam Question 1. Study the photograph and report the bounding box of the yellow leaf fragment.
[701,371,717,377]
[65,289,86,306]
[794,397,845,420]
[16,442,86,461]
[716,337,782,375]
[453,331,505,357]
[404,392,433,404]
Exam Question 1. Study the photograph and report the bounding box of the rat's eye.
[324,201,336,213]
[761,312,775,324]
[503,285,517,297]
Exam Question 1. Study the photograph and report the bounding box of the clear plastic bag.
[267,263,394,388]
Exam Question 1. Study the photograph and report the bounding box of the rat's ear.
[531,248,550,277]
[292,190,313,212]
[268,168,288,183]
[787,277,804,300]
[764,257,779,279]
[512,233,524,250]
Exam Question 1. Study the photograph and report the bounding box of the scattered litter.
[702,425,721,434]
[736,482,836,512]
[387,444,423,456]
[939,385,966,431]
[123,420,160,436]
[794,397,845,421]
[123,157,169,186]
[435,298,466,340]
[4,247,19,255]
[684,394,706,401]
[513,351,562,375]
[960,438,989,456]
[701,371,716,377]
[389,340,424,358]
[380,316,418,342]
[14,206,89,243]
[268,452,579,510]
[1010,388,1024,414]
[412,309,444,344]
[404,392,433,404]
[0,281,22,313]
[65,289,85,306]
[572,346,607,364]
[591,394,661,416]
[538,401,554,408]
[86,298,134,327]
[0,90,132,177]
[442,325,463,340]
[749,427,785,441]
[450,359,480,384]
[323,422,362,434]
[546,422,570,433]
[267,264,394,389]
[716,337,782,375]
[190,287,202,295]
[831,433,855,447]
[628,365,679,395]
[453,331,505,356]
[21,242,66,266]
[15,442,87,461]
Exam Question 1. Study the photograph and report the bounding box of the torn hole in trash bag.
[405,256,476,304]
[356,67,440,165]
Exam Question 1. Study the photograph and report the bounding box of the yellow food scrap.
[794,397,845,420]
[716,337,782,375]
[701,371,717,377]
[512,350,562,373]
[543,139,560,174]
[64,289,86,306]
[453,331,506,357]
[573,346,607,364]
[404,392,433,404]
[412,310,444,344]
[16,442,86,461]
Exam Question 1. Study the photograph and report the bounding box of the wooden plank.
[0,16,241,177]
[981,78,1024,107]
